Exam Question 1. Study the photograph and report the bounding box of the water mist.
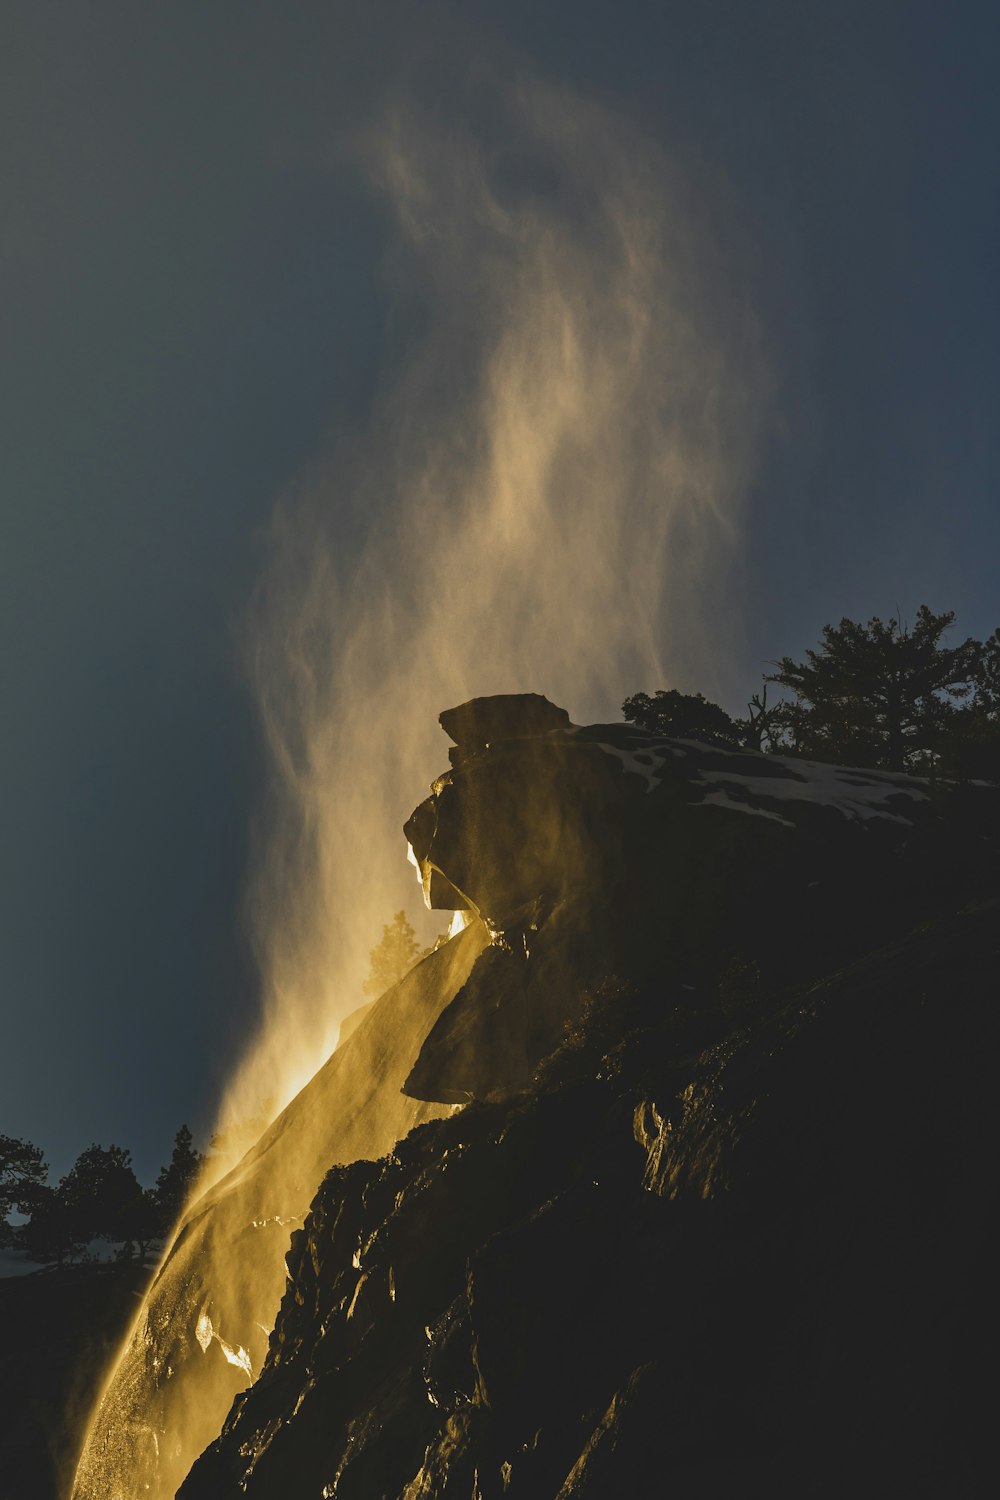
[72,73,768,1500]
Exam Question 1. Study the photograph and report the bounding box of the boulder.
[439,693,572,766]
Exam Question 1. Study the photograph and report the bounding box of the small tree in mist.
[362,911,430,998]
[209,1099,277,1168]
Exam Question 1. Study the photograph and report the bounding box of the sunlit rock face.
[71,922,488,1500]
[178,697,1000,1497]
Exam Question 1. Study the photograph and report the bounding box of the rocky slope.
[176,696,1000,1498]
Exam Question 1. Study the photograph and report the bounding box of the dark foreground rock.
[177,698,1000,1499]
[0,1261,151,1500]
[181,894,1000,1499]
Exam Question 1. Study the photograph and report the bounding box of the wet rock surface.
[71,922,488,1500]
[178,698,1000,1498]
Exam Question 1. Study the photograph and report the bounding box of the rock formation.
[169,696,1000,1497]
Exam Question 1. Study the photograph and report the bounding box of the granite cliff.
[168,695,1000,1498]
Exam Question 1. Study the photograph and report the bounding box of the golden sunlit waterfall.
[71,73,768,1500]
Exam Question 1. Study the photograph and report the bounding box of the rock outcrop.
[177,697,1000,1498]
[402,699,997,1102]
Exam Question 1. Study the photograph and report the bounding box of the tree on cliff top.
[766,606,981,772]
[621,689,742,747]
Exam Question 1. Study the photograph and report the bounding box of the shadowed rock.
[181,895,1000,1499]
[440,693,572,766]
[403,698,1000,1102]
[176,697,1000,1499]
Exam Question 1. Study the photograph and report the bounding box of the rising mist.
[72,65,769,1500]
[221,73,770,1147]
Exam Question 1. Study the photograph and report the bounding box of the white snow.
[694,760,928,826]
[588,741,667,790]
[560,724,930,823]
[696,789,795,826]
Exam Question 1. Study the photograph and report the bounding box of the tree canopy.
[623,605,999,777]
[621,690,742,746]
[2,1124,207,1268]
[765,606,982,772]
[58,1144,142,1246]
[0,1135,48,1248]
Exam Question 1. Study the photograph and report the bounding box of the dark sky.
[3,1,997,1183]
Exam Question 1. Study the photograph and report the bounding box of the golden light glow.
[72,66,767,1500]
[448,909,472,939]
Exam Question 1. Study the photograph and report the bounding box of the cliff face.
[178,697,1000,1498]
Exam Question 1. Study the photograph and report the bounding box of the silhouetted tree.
[5,1125,215,1265]
[10,1143,139,1267]
[362,911,426,997]
[621,690,742,747]
[16,1183,86,1269]
[937,626,1000,779]
[60,1143,143,1246]
[766,606,981,771]
[976,627,1000,716]
[0,1134,48,1248]
[154,1125,204,1230]
[734,685,788,754]
[117,1187,163,1261]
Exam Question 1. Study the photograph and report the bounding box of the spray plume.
[221,75,768,1141]
[72,71,768,1500]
